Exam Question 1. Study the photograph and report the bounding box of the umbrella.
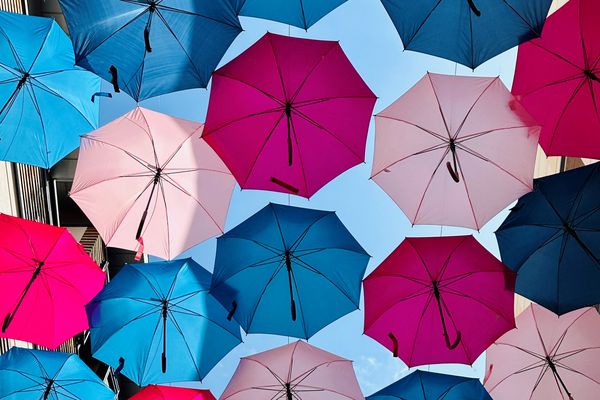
[367,370,492,400]
[371,73,540,230]
[87,258,241,386]
[496,163,600,315]
[203,32,376,198]
[70,106,236,261]
[485,304,600,400]
[0,347,114,400]
[364,235,515,367]
[58,0,243,101]
[512,0,600,159]
[380,0,552,69]
[0,214,105,349]
[239,0,347,29]
[131,385,216,400]
[221,340,364,400]
[0,11,100,168]
[210,203,369,339]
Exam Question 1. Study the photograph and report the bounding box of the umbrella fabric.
[58,0,243,101]
[70,106,236,261]
[0,347,114,400]
[364,235,515,367]
[203,32,376,198]
[210,203,369,339]
[380,0,552,69]
[131,385,216,400]
[220,340,364,400]
[240,0,347,29]
[371,73,540,230]
[0,11,100,168]
[87,258,241,386]
[512,0,600,159]
[0,214,105,349]
[496,163,600,315]
[367,370,492,400]
[485,304,600,400]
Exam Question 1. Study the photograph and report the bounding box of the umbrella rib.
[442,287,514,325]
[426,73,452,139]
[0,87,28,163]
[202,107,284,139]
[0,28,26,72]
[554,347,600,362]
[25,23,53,74]
[270,204,290,250]
[399,0,443,50]
[528,364,552,400]
[165,312,205,379]
[554,361,600,385]
[246,261,286,333]
[517,74,585,98]
[457,125,538,142]
[208,73,285,110]
[500,0,544,36]
[547,78,588,151]
[550,309,596,355]
[267,34,289,101]
[80,136,155,173]
[363,286,433,332]
[363,273,430,287]
[221,236,283,255]
[23,81,50,168]
[408,291,435,365]
[136,307,165,382]
[437,236,470,281]
[157,178,171,259]
[289,264,309,338]
[374,115,451,142]
[530,42,583,72]
[453,78,499,139]
[127,112,160,168]
[294,95,377,108]
[160,129,202,169]
[289,42,339,103]
[566,167,599,222]
[156,4,242,30]
[439,294,471,359]
[412,147,451,226]
[507,228,564,271]
[288,213,332,252]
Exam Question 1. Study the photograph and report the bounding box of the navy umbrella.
[240,0,347,29]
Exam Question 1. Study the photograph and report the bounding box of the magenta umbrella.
[203,32,376,198]
[364,235,516,367]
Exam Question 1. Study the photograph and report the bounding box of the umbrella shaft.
[285,253,297,321]
[548,359,573,398]
[467,0,481,16]
[43,380,54,400]
[162,303,167,373]
[136,179,159,240]
[2,264,42,332]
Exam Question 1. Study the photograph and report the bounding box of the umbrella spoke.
[547,77,587,151]
[442,287,514,325]
[412,147,451,225]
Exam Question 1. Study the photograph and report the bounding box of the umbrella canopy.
[496,163,600,315]
[364,235,515,367]
[70,106,236,261]
[58,0,243,101]
[0,347,114,400]
[380,0,552,69]
[512,0,600,159]
[0,214,105,349]
[87,258,241,386]
[221,340,364,400]
[485,304,600,400]
[210,203,369,339]
[0,11,100,168]
[203,32,376,198]
[372,73,540,230]
[240,0,347,29]
[131,385,216,400]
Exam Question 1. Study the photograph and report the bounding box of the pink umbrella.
[485,304,600,400]
[131,385,216,400]
[372,73,540,230]
[364,235,516,367]
[220,340,364,400]
[70,107,236,260]
[0,214,105,349]
[203,32,377,198]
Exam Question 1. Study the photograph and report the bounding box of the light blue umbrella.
[240,0,348,29]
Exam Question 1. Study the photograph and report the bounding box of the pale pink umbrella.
[70,107,236,260]
[372,73,541,230]
[220,340,364,400]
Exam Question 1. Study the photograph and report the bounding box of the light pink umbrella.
[220,340,364,400]
[372,73,540,230]
[70,107,236,260]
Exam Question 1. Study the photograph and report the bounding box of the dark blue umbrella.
[210,203,370,339]
[58,0,244,101]
[496,163,600,315]
[380,0,553,69]
[240,0,347,29]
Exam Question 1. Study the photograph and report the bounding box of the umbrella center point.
[148,1,157,12]
[584,69,600,82]
[432,280,441,298]
[18,72,29,87]
[285,102,293,118]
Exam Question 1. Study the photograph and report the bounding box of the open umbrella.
[70,106,236,261]
[58,0,243,101]
[131,385,215,400]
[0,214,105,349]
[221,340,364,400]
[210,203,369,339]
[485,304,600,400]
[87,258,241,386]
[371,73,540,230]
[364,235,515,367]
[240,0,347,29]
[0,11,100,168]
[203,32,376,198]
[496,163,600,315]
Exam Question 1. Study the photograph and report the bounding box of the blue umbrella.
[58,0,244,101]
[240,0,347,29]
[0,11,100,168]
[380,0,553,69]
[0,347,114,400]
[496,163,600,315]
[211,203,370,339]
[367,370,492,400]
[86,258,241,386]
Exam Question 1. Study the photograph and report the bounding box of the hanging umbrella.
[203,32,376,198]
[131,385,216,400]
[364,235,516,367]
[221,340,364,400]
[485,304,600,400]
[70,106,236,261]
[0,347,114,400]
[87,258,241,386]
[512,0,600,158]
[0,214,105,349]
[496,163,600,315]
[240,0,347,30]
[210,203,369,339]
[58,0,243,101]
[371,73,540,230]
[0,11,100,168]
